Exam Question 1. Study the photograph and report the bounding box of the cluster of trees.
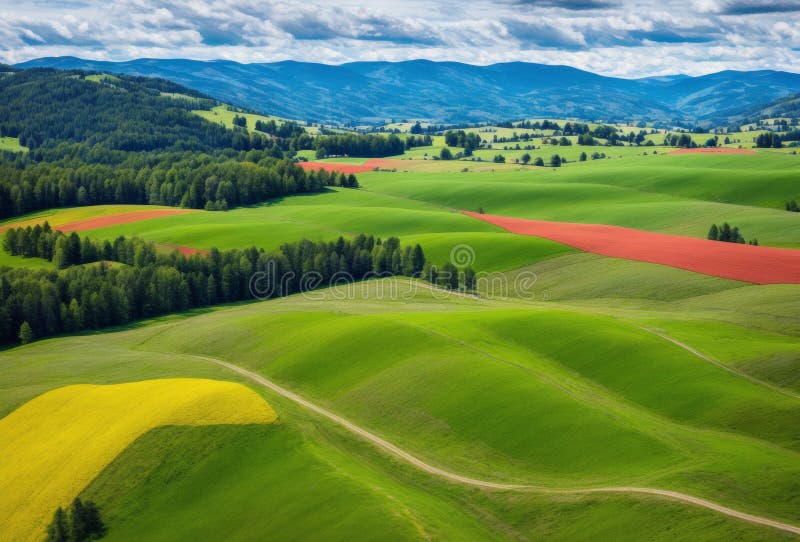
[46,498,105,542]
[301,169,360,188]
[405,134,433,149]
[516,120,561,130]
[785,199,799,212]
[444,130,482,155]
[707,223,758,245]
[314,134,405,158]
[0,151,333,218]
[422,262,476,292]
[523,155,565,167]
[664,133,698,148]
[561,122,591,135]
[232,114,247,128]
[1,225,425,344]
[782,129,800,142]
[254,118,307,139]
[756,132,783,148]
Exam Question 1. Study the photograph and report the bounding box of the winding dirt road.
[192,354,800,537]
[637,326,800,400]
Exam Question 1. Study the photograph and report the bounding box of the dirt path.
[463,211,800,284]
[190,353,800,536]
[637,326,800,400]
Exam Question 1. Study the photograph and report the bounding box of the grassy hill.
[2,278,798,540]
[1,66,798,541]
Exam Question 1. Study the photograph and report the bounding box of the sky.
[0,0,798,78]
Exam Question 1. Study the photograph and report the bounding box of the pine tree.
[45,507,69,542]
[82,500,106,539]
[69,498,87,542]
[462,266,477,291]
[18,321,34,344]
[720,222,732,242]
[411,244,425,275]
[707,224,719,241]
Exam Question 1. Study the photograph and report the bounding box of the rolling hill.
[16,57,800,125]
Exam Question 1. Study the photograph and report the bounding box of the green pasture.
[193,105,318,135]
[1,277,798,539]
[0,136,27,153]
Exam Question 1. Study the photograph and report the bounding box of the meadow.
[2,130,799,540]
[1,275,798,540]
[193,104,320,134]
[0,136,27,153]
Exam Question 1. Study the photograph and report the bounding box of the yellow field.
[0,379,277,542]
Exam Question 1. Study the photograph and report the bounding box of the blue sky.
[0,0,798,77]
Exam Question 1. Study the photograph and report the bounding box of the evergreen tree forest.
[46,498,105,542]
[1,223,426,344]
[0,68,368,219]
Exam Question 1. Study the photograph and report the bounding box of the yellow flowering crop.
[0,378,277,542]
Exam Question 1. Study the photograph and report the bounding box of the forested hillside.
[0,225,426,344]
[0,68,363,218]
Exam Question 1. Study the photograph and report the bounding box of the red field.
[56,209,197,232]
[463,211,800,284]
[298,158,397,174]
[669,147,757,155]
[157,243,209,256]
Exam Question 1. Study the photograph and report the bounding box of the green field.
[193,104,319,135]
[2,116,799,540]
[0,136,27,153]
[2,273,798,540]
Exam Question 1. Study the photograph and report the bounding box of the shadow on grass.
[0,299,265,353]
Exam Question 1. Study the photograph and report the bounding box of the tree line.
[1,224,425,344]
[405,134,433,149]
[314,133,406,158]
[0,151,345,218]
[707,223,758,245]
[756,132,783,148]
[46,498,105,542]
[254,118,308,140]
[444,130,482,154]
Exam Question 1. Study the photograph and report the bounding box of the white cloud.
[0,0,797,77]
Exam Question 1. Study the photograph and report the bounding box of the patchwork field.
[0,379,276,542]
[2,104,799,540]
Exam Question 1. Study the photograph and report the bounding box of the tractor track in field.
[637,326,800,400]
[188,353,800,537]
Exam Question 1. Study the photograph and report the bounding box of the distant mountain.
[738,92,800,122]
[16,57,800,125]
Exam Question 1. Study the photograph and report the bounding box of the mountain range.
[17,57,800,126]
